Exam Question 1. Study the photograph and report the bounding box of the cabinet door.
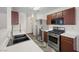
[47,15,52,25]
[52,13,56,19]
[63,8,75,25]
[61,36,74,52]
[11,11,19,25]
[56,11,63,18]
[44,32,48,43]
[51,14,56,25]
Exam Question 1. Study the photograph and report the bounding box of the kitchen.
[0,7,79,52]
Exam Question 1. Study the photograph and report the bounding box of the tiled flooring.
[28,33,56,52]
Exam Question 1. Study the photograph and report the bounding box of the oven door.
[48,34,60,51]
[49,35,58,44]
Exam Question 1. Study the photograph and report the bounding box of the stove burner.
[49,30,65,35]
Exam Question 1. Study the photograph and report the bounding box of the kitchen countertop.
[0,29,10,50]
[3,34,43,52]
[61,31,79,38]
[0,30,43,52]
[61,31,79,51]
[13,31,26,35]
[40,29,53,32]
[41,28,79,39]
[5,40,43,52]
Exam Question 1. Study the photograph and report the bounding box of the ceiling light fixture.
[32,7,40,10]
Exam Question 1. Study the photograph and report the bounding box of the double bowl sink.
[13,34,30,44]
[7,34,30,46]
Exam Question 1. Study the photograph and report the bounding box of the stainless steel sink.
[13,34,30,44]
[7,34,30,46]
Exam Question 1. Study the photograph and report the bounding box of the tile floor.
[28,33,56,52]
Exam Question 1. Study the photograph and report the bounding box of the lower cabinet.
[40,30,48,43]
[44,32,48,43]
[60,36,75,52]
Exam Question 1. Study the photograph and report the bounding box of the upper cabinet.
[63,8,75,25]
[47,8,75,25]
[47,15,52,25]
[56,11,63,18]
[11,11,19,25]
[52,13,57,19]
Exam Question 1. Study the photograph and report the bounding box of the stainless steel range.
[48,27,65,52]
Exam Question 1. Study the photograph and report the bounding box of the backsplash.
[48,25,78,33]
[13,25,21,32]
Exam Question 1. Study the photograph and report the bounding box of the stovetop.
[49,29,65,35]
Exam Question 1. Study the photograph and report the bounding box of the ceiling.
[33,7,59,14]
[12,7,59,16]
[0,7,59,15]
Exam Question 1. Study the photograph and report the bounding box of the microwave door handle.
[60,20,63,24]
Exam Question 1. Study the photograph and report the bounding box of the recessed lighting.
[33,7,40,10]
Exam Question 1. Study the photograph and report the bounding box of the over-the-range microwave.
[51,18,64,25]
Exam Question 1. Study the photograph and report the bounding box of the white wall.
[26,16,33,33]
[36,14,47,20]
[7,7,11,36]
[0,8,11,50]
[19,12,27,33]
[75,7,79,32]
[26,13,38,35]
[32,16,37,36]
[0,12,7,29]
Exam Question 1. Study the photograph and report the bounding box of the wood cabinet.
[52,13,57,19]
[44,32,48,43]
[56,11,63,18]
[11,11,19,25]
[47,15,52,25]
[63,8,75,25]
[47,8,75,25]
[60,36,74,52]
[47,14,57,25]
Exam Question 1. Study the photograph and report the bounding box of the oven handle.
[48,34,60,38]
